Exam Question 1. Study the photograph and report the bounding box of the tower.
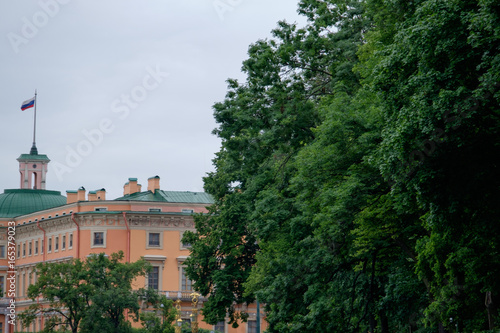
[17,144,50,190]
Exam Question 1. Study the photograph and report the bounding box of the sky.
[0,0,305,200]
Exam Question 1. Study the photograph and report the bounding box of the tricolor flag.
[21,97,35,111]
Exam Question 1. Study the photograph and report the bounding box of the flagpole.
[30,89,38,155]
[33,90,37,145]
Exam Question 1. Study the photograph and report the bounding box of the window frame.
[148,266,160,290]
[91,230,106,248]
[247,321,257,333]
[180,266,193,292]
[146,231,162,249]
[214,321,225,333]
[180,231,192,250]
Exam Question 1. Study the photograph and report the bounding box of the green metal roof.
[17,154,50,161]
[114,190,214,204]
[0,189,67,218]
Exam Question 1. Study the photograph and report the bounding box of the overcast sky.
[0,1,305,200]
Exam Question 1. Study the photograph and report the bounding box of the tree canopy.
[184,0,500,332]
[20,251,153,333]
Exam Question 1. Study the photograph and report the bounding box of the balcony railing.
[161,290,205,302]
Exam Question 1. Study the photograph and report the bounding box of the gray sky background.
[0,1,304,200]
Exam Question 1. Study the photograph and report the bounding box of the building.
[0,146,265,333]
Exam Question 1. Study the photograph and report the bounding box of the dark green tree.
[185,0,500,332]
[80,252,151,333]
[369,0,500,330]
[138,294,177,333]
[20,251,151,333]
[19,259,91,333]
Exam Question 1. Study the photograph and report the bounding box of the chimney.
[88,191,97,201]
[123,181,130,196]
[66,190,78,204]
[127,178,141,195]
[77,186,86,201]
[96,188,106,200]
[148,175,160,193]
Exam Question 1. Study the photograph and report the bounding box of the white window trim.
[147,265,162,291]
[48,237,52,253]
[146,231,163,249]
[91,230,107,248]
[179,266,193,292]
[54,236,59,252]
[143,255,166,291]
[68,233,73,249]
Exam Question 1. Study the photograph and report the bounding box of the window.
[62,235,66,250]
[29,242,32,256]
[0,275,5,296]
[215,321,225,333]
[92,231,105,247]
[180,231,192,250]
[146,231,162,249]
[48,237,52,253]
[181,268,192,291]
[0,245,5,259]
[181,209,194,214]
[22,273,25,296]
[35,240,38,255]
[69,234,73,248]
[94,207,108,212]
[247,321,257,333]
[23,243,26,257]
[55,236,59,251]
[149,233,160,247]
[148,266,159,290]
[41,239,44,254]
[17,244,20,258]
[149,208,161,212]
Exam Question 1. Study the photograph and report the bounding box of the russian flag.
[21,97,35,111]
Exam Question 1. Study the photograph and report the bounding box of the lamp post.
[175,299,183,333]
[190,292,200,333]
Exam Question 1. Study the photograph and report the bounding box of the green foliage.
[185,0,500,331]
[138,294,177,333]
[19,251,151,333]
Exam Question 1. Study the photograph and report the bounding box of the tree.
[138,293,177,333]
[80,252,151,333]
[185,0,500,331]
[368,0,500,330]
[19,258,90,333]
[20,251,151,333]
